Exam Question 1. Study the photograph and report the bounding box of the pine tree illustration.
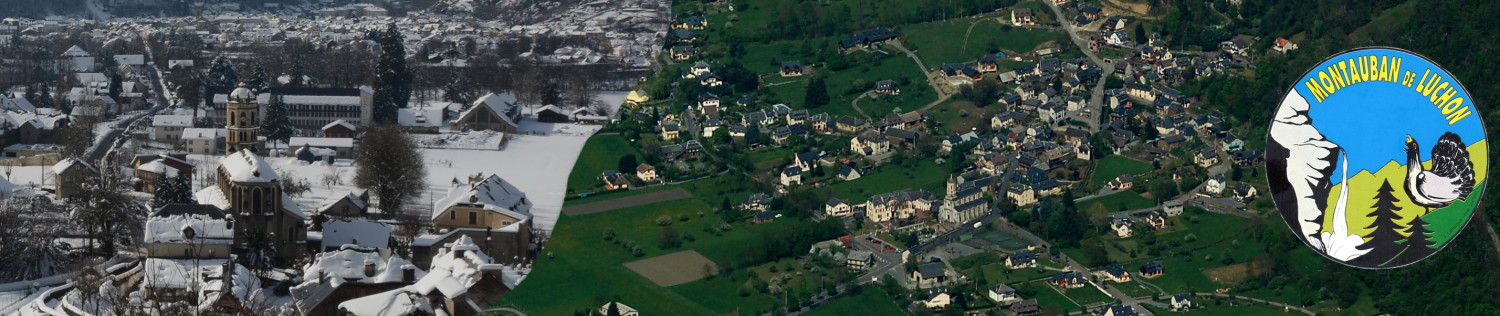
[1349,180,1406,267]
[1390,213,1438,266]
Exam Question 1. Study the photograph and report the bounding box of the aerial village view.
[0,0,1498,315]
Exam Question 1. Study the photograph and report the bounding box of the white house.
[1111,217,1133,238]
[152,114,194,142]
[824,198,852,217]
[988,284,1021,304]
[1204,174,1226,195]
[1171,294,1193,311]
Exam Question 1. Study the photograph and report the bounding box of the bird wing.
[1419,171,1465,202]
[1429,132,1476,199]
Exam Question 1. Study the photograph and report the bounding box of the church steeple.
[225,82,263,155]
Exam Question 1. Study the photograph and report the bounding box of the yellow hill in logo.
[1323,139,1488,248]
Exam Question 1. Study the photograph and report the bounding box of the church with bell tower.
[225,83,265,155]
[192,82,307,265]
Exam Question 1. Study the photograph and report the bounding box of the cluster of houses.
[56,84,538,315]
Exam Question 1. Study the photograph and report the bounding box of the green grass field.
[563,184,681,206]
[1089,155,1152,185]
[825,158,950,203]
[498,196,812,315]
[1028,281,1084,312]
[822,52,936,118]
[803,289,906,316]
[567,134,644,194]
[900,17,1060,68]
[1077,191,1154,213]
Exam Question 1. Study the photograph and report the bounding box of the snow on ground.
[210,92,625,231]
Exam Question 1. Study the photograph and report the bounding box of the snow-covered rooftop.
[221,149,280,182]
[320,219,391,250]
[288,137,354,148]
[182,128,225,140]
[144,204,234,244]
[301,246,423,285]
[153,114,194,127]
[431,174,531,223]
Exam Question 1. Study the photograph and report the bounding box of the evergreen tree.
[207,56,238,87]
[287,62,306,87]
[151,171,195,209]
[540,81,563,106]
[617,155,638,174]
[606,302,622,316]
[107,73,121,101]
[261,95,295,152]
[248,62,270,92]
[442,71,465,103]
[1392,213,1438,265]
[1133,23,1146,45]
[372,23,414,123]
[1350,180,1407,266]
[804,77,829,108]
[35,84,52,108]
[1359,180,1406,250]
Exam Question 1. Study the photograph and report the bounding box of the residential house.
[1163,200,1184,216]
[793,151,822,171]
[1051,272,1086,289]
[1102,304,1137,316]
[152,114,194,142]
[599,302,640,316]
[988,284,1021,304]
[924,292,951,310]
[874,80,900,95]
[911,262,950,289]
[1171,294,1193,311]
[1006,251,1037,269]
[846,250,873,270]
[851,132,891,157]
[1103,264,1132,283]
[339,235,516,316]
[1232,182,1257,202]
[837,165,862,181]
[780,166,803,187]
[322,120,357,138]
[1195,147,1219,168]
[1139,261,1164,279]
[316,191,370,220]
[780,60,804,77]
[181,128,226,155]
[740,193,772,212]
[412,174,534,268]
[660,122,681,140]
[1011,299,1040,315]
[1111,217,1133,238]
[1204,174,1226,195]
[52,158,97,200]
[836,116,866,133]
[1273,37,1299,53]
[312,219,393,252]
[1011,8,1035,26]
[1145,211,1167,229]
[132,154,194,194]
[1006,183,1036,207]
[825,198,853,217]
[1107,174,1134,190]
[864,189,934,222]
[141,204,251,311]
[635,164,658,182]
[602,170,630,191]
[754,212,776,224]
[451,93,521,133]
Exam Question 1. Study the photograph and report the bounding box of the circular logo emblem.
[1268,47,1488,268]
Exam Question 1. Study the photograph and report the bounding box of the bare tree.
[353,125,427,217]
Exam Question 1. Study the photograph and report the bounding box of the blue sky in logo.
[1297,48,1486,185]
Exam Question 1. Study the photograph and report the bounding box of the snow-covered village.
[0,0,666,315]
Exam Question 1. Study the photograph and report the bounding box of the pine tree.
[287,62,306,87]
[151,171,195,209]
[261,95,295,152]
[248,62,270,92]
[207,56,238,87]
[1358,180,1406,251]
[1391,213,1438,265]
[35,84,51,108]
[373,23,414,123]
[804,77,829,108]
[443,71,464,103]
